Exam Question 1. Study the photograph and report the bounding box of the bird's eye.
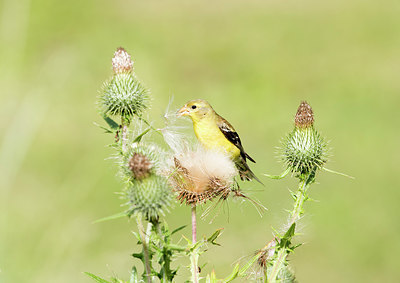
[191,105,197,109]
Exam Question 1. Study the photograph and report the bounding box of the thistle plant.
[89,48,245,283]
[88,47,185,283]
[167,146,238,283]
[257,101,341,282]
[88,47,349,283]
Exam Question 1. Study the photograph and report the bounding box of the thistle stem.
[268,175,310,283]
[191,205,199,283]
[121,118,128,153]
[289,178,308,225]
[153,220,170,282]
[268,249,287,283]
[192,205,197,243]
[136,215,152,283]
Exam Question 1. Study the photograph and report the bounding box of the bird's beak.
[177,106,189,117]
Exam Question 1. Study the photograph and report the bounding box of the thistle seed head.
[169,149,237,205]
[129,153,152,180]
[295,101,314,128]
[112,47,134,74]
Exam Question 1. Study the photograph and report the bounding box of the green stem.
[191,205,199,283]
[289,178,308,225]
[136,215,152,283]
[268,175,310,283]
[121,118,128,153]
[267,249,287,283]
[154,221,170,283]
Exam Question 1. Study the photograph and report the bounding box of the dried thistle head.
[129,153,152,180]
[112,47,134,74]
[257,239,277,268]
[294,101,314,128]
[169,148,237,205]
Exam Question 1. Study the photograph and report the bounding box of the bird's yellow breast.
[192,117,240,159]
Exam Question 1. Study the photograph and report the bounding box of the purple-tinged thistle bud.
[112,47,134,74]
[100,47,149,120]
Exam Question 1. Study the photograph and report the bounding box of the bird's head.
[177,99,214,122]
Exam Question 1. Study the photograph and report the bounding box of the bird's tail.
[236,159,264,185]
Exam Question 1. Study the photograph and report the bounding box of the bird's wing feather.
[217,117,256,163]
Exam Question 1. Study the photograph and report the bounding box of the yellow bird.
[178,99,262,183]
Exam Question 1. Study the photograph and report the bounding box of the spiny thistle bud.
[112,47,134,74]
[169,149,237,205]
[282,101,328,178]
[121,143,172,220]
[129,153,152,180]
[126,175,172,220]
[121,144,160,181]
[100,48,149,120]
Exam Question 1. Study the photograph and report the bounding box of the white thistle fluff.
[175,147,237,193]
[161,101,192,154]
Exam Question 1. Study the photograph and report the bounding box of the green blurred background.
[1,0,399,282]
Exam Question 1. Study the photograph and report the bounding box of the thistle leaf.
[130,267,139,283]
[207,228,223,246]
[93,122,114,134]
[171,225,186,235]
[133,128,151,143]
[92,211,128,223]
[84,272,113,283]
[264,168,291,179]
[222,263,239,282]
[283,223,296,240]
[238,253,259,277]
[102,114,120,130]
[132,252,144,260]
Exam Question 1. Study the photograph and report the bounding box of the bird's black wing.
[217,117,256,163]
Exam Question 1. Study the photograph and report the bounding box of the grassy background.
[1,0,400,282]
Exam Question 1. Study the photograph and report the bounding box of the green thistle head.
[282,101,328,179]
[126,175,172,221]
[100,48,149,121]
[121,143,172,221]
